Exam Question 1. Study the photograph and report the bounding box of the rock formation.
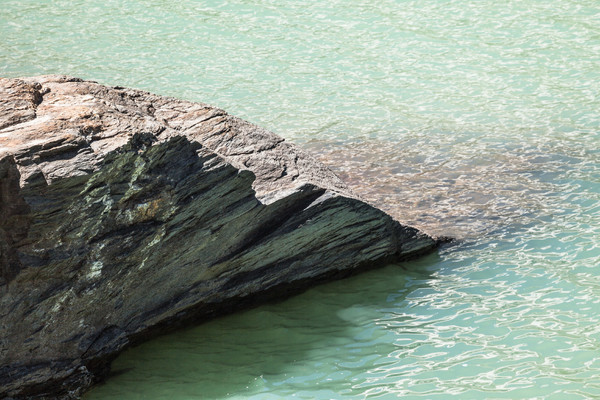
[0,75,439,399]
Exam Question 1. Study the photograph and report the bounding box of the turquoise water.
[3,0,600,398]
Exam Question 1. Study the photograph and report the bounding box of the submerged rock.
[0,75,438,399]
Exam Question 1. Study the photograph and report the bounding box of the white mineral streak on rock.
[87,261,103,280]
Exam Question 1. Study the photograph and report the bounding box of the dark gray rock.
[0,75,439,399]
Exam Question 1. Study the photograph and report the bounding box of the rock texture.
[0,75,438,399]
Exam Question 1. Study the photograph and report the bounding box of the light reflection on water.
[3,0,600,398]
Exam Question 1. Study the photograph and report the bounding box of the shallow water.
[2,0,600,398]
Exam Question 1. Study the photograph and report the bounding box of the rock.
[0,75,439,399]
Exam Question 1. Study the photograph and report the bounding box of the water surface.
[2,0,599,398]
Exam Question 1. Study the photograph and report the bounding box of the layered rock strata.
[0,75,438,399]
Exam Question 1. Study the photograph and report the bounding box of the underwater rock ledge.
[0,75,439,399]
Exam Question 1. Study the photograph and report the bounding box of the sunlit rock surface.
[0,75,438,399]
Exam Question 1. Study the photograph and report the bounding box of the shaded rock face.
[0,75,438,399]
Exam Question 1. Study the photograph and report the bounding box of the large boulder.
[0,75,438,399]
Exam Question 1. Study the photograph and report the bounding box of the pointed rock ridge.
[0,75,439,399]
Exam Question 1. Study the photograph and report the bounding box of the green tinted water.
[2,0,599,398]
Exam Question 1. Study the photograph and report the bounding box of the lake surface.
[3,0,599,398]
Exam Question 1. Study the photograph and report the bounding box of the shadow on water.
[84,252,443,400]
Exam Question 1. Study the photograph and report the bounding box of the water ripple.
[4,0,600,399]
